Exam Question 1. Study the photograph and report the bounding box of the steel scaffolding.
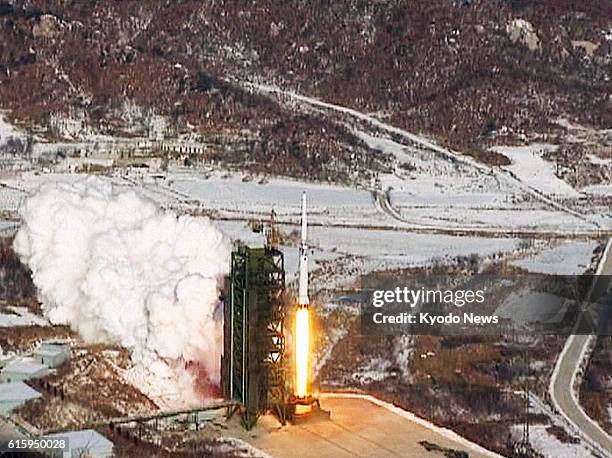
[223,245,287,429]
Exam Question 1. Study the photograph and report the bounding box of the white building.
[44,429,114,458]
[161,140,206,155]
[34,342,71,368]
[0,358,48,383]
[0,381,42,415]
[148,115,166,141]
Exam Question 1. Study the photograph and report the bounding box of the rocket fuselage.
[295,192,311,398]
[298,192,309,307]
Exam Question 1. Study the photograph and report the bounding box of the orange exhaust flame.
[295,307,310,397]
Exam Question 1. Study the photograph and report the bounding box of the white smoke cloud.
[14,176,230,405]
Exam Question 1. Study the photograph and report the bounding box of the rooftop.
[36,341,70,357]
[2,357,48,375]
[45,429,113,451]
[34,348,63,358]
[0,381,41,402]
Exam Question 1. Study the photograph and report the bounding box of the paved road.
[373,189,612,239]
[236,394,501,458]
[550,239,612,457]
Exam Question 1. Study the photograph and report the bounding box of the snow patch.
[352,357,393,384]
[0,306,48,327]
[492,144,580,197]
[510,241,597,275]
[511,424,596,458]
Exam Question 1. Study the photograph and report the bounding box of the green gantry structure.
[222,245,289,429]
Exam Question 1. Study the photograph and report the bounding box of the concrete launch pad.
[232,393,497,458]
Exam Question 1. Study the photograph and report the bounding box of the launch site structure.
[222,193,321,429]
[222,210,289,429]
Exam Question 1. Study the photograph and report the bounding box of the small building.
[44,429,113,458]
[34,341,71,368]
[0,358,48,383]
[0,381,42,415]
[161,140,206,155]
[148,115,166,141]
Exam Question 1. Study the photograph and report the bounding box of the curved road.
[373,188,612,239]
[550,239,612,457]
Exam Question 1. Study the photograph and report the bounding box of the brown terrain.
[0,1,611,178]
[580,336,612,435]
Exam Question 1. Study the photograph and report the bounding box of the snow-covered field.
[217,216,523,285]
[309,225,518,267]
[492,144,581,198]
[510,240,597,275]
[0,306,48,327]
[1,172,85,194]
[166,170,385,227]
[1,124,609,235]
[356,131,600,231]
[0,170,603,283]
[171,172,373,210]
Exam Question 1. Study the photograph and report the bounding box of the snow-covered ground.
[581,184,612,196]
[352,357,393,384]
[510,241,597,275]
[492,144,580,198]
[0,306,48,327]
[1,170,603,284]
[521,394,599,458]
[170,171,373,210]
[1,150,608,235]
[356,131,596,231]
[0,113,24,144]
[309,225,518,268]
[511,424,597,458]
[251,84,608,233]
[1,171,85,194]
[166,170,385,227]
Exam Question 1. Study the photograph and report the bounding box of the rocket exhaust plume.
[13,177,230,406]
[295,307,311,397]
[295,192,311,398]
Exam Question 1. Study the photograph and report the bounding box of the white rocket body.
[298,192,309,306]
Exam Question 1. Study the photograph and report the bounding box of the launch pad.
[287,394,330,424]
[222,194,326,430]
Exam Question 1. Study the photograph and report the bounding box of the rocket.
[294,192,311,398]
[298,192,309,307]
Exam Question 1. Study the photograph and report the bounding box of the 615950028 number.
[2,437,69,453]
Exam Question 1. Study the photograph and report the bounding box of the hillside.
[1,0,610,172]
